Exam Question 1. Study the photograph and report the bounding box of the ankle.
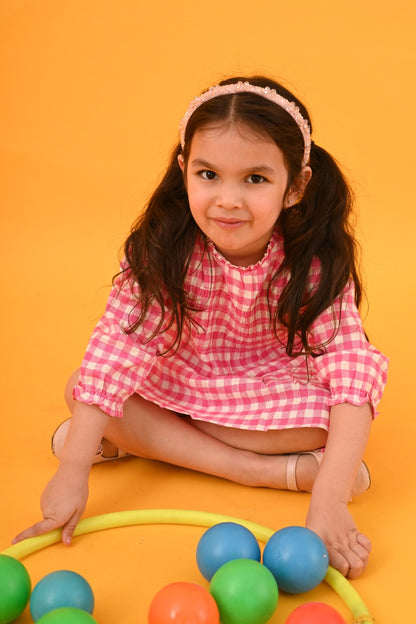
[234,451,276,487]
[239,453,289,490]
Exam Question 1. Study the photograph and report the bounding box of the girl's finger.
[327,547,350,577]
[356,532,372,552]
[12,518,61,544]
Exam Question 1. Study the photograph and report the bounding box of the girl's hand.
[13,403,109,546]
[13,464,89,545]
[305,499,371,579]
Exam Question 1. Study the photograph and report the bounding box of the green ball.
[210,558,278,624]
[36,607,98,623]
[0,554,31,624]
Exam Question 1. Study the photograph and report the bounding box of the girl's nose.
[216,183,243,209]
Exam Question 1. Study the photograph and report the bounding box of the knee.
[64,368,81,411]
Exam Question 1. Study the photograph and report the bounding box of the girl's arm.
[305,402,373,578]
[13,402,110,545]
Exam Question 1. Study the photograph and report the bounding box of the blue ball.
[263,526,329,594]
[30,570,94,622]
[196,522,261,581]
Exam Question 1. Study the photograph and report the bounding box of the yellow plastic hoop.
[2,509,374,624]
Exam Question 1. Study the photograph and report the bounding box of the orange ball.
[148,582,219,624]
[286,602,346,623]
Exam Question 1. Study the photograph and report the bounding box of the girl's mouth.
[213,217,246,229]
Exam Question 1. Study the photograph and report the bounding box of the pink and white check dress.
[74,229,388,431]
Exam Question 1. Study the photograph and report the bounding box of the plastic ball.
[286,601,346,623]
[263,526,328,594]
[36,607,98,623]
[196,522,261,581]
[30,570,94,622]
[0,554,31,624]
[210,558,278,624]
[148,582,219,623]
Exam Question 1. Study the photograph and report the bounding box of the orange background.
[1,1,415,622]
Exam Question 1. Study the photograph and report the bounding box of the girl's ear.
[284,166,312,208]
[177,154,185,173]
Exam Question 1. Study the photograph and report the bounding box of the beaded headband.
[179,81,312,167]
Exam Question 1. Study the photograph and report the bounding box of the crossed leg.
[65,371,327,492]
[63,371,372,578]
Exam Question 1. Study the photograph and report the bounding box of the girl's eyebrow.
[189,158,218,169]
[190,158,276,175]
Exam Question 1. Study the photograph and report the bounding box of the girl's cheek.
[189,188,210,205]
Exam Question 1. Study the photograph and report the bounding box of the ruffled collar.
[207,227,282,273]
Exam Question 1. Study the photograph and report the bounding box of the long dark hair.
[121,75,363,356]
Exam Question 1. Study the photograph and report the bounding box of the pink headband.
[179,81,312,167]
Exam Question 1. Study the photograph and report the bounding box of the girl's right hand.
[13,464,89,545]
[13,402,109,546]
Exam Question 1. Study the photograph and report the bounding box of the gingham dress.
[74,228,388,431]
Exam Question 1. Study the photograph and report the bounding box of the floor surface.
[1,2,415,622]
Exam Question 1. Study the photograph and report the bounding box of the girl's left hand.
[305,500,371,579]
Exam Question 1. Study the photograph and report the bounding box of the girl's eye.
[200,170,217,180]
[247,174,265,184]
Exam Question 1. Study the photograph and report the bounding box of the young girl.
[14,76,388,579]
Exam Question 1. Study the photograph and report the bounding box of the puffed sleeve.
[73,266,158,417]
[310,280,388,415]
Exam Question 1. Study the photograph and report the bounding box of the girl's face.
[179,123,309,267]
